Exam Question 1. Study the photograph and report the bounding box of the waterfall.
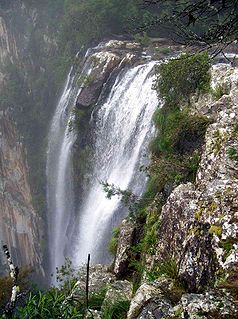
[47,49,159,277]
[72,61,158,265]
[46,67,81,277]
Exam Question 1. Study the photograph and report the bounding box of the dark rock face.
[0,113,43,274]
[114,219,137,277]
[76,80,107,109]
[154,183,197,264]
[179,222,218,293]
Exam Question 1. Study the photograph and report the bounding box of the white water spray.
[73,61,158,264]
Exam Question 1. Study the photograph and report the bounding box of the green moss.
[227,147,238,161]
[213,129,223,155]
[208,225,222,237]
[155,47,172,56]
[219,239,234,259]
[232,120,238,135]
[76,74,97,88]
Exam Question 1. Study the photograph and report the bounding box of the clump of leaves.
[16,289,84,319]
[101,181,139,214]
[102,298,130,319]
[153,52,211,107]
[108,227,120,255]
[134,32,151,46]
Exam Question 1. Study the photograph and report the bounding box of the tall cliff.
[0,113,43,275]
[0,1,62,273]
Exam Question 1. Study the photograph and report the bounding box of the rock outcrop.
[114,218,137,277]
[76,40,143,109]
[0,113,43,274]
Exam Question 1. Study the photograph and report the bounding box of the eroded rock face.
[0,113,43,274]
[72,264,116,295]
[148,64,238,294]
[114,218,137,277]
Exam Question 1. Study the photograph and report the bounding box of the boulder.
[127,278,174,319]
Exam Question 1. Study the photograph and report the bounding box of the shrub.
[15,289,84,319]
[134,32,152,47]
[153,52,211,107]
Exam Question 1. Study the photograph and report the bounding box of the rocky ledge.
[76,40,146,109]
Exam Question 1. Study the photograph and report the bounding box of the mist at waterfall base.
[47,53,159,281]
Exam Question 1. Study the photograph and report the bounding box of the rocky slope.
[124,62,238,318]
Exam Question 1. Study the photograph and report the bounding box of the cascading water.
[47,49,93,278]
[72,61,159,265]
[47,46,160,278]
[46,68,77,276]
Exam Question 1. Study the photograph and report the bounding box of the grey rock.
[114,218,137,277]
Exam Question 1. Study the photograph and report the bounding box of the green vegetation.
[153,52,211,107]
[16,289,83,319]
[232,120,238,136]
[227,147,238,162]
[134,32,152,47]
[108,227,120,255]
[208,225,222,237]
[211,83,230,100]
[146,258,178,282]
[60,0,145,55]
[120,52,211,290]
[77,74,97,88]
[102,299,130,319]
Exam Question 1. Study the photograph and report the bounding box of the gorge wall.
[0,113,43,274]
[0,1,61,274]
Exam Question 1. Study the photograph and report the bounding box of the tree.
[136,0,238,55]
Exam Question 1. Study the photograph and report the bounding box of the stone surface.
[102,280,132,314]
[0,113,43,274]
[180,291,238,319]
[127,278,174,319]
[85,309,102,319]
[76,41,143,109]
[114,218,137,277]
[149,64,238,293]
[78,264,115,292]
